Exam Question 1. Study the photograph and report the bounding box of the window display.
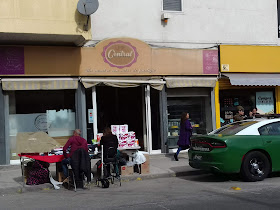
[219,89,275,125]
[8,90,76,160]
[167,97,208,148]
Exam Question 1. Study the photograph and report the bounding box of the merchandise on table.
[112,124,138,148]
[96,133,103,143]
[111,125,120,136]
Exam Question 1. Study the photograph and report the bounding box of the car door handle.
[266,140,272,143]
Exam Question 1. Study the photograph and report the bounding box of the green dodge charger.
[188,118,280,181]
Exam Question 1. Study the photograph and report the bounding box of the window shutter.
[163,0,182,11]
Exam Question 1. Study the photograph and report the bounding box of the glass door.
[167,97,209,149]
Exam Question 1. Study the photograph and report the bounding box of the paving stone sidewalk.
[0,152,191,194]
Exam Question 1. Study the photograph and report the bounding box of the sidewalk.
[0,152,190,194]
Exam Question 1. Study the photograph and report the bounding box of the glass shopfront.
[8,90,76,161]
[166,88,213,149]
[219,88,275,126]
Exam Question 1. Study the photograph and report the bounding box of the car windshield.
[211,121,259,135]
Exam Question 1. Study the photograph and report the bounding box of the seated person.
[249,107,260,119]
[62,129,88,178]
[100,127,118,177]
[233,106,247,121]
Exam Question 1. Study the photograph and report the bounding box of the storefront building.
[79,38,219,154]
[0,38,219,164]
[0,46,82,165]
[218,45,280,127]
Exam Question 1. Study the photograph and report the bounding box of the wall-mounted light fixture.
[161,13,172,23]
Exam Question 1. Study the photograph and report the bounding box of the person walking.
[174,112,192,161]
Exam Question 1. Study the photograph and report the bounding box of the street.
[1,169,280,209]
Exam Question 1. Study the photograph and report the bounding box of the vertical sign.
[203,50,218,74]
[256,91,274,114]
[88,109,93,123]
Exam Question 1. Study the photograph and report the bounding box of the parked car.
[188,118,280,181]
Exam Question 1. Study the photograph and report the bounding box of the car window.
[212,121,258,135]
[259,122,280,135]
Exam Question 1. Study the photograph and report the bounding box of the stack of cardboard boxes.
[120,153,150,176]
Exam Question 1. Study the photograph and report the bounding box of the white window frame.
[162,0,183,13]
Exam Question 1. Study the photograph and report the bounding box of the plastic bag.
[133,151,146,164]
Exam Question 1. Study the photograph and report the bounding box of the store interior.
[86,85,162,151]
[219,88,275,126]
[86,86,144,149]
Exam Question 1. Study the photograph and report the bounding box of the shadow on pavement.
[169,166,241,182]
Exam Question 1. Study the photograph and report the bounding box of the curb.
[0,171,190,194]
[121,170,190,182]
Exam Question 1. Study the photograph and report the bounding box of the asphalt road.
[1,170,280,209]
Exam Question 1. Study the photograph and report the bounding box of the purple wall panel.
[0,47,24,75]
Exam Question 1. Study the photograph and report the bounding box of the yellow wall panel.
[0,0,91,39]
[220,45,280,73]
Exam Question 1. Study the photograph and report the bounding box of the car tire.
[241,151,270,182]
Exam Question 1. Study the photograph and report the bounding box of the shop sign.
[203,50,218,74]
[0,47,24,75]
[88,109,93,123]
[256,91,274,114]
[102,40,139,69]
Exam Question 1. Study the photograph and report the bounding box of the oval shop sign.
[102,40,139,69]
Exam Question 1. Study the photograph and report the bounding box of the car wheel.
[241,151,270,182]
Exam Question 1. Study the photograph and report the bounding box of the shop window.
[167,97,209,148]
[8,90,76,160]
[219,89,275,126]
[163,0,182,11]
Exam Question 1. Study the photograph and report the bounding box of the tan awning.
[165,76,217,88]
[2,78,78,90]
[81,77,166,91]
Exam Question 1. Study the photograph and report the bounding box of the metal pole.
[92,86,98,140]
[145,85,152,154]
[101,145,104,179]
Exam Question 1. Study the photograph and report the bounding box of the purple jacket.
[177,120,192,146]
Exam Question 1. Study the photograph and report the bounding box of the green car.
[188,118,280,181]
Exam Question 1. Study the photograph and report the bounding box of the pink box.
[120,124,128,133]
[111,125,120,135]
[118,140,127,148]
[128,131,136,140]
[127,139,135,147]
[119,133,129,140]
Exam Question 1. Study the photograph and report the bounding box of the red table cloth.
[19,154,64,163]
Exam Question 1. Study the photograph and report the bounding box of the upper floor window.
[163,0,182,12]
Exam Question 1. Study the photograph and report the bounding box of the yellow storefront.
[216,45,280,127]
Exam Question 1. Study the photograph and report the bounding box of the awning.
[2,78,78,90]
[223,73,280,86]
[165,76,217,88]
[81,77,166,91]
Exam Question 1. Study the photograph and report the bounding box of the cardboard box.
[111,125,120,135]
[141,154,150,174]
[120,125,128,133]
[121,165,134,176]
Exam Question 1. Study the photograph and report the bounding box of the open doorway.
[86,86,144,150]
